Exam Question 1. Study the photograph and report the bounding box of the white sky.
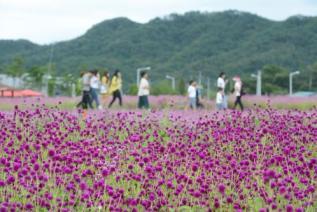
[1,0,317,44]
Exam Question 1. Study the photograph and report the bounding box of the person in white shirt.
[138,71,150,109]
[188,80,197,110]
[90,70,101,109]
[217,72,228,109]
[216,87,224,110]
[233,76,244,111]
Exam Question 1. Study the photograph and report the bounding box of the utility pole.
[289,71,300,96]
[166,75,176,90]
[251,70,262,96]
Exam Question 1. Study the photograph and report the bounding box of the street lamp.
[166,75,175,90]
[251,70,262,96]
[289,71,300,96]
[137,67,151,86]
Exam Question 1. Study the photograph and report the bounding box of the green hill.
[1,10,317,87]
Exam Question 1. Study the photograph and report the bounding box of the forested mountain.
[1,10,317,88]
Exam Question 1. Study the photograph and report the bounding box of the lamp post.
[289,71,300,96]
[166,75,175,90]
[251,70,262,96]
[137,67,151,86]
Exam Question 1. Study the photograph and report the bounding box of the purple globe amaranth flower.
[127,198,138,207]
[218,183,226,193]
[48,149,55,157]
[279,186,286,194]
[214,200,220,209]
[149,192,156,201]
[79,181,87,191]
[81,191,90,200]
[33,163,40,171]
[192,163,199,172]
[295,208,304,212]
[233,203,241,210]
[307,185,315,193]
[226,196,233,204]
[25,203,33,210]
[271,203,277,210]
[13,162,21,171]
[101,169,109,177]
[286,204,294,212]
[6,175,15,184]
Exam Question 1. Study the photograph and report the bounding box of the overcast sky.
[1,0,317,44]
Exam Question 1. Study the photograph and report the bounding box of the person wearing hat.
[233,76,244,111]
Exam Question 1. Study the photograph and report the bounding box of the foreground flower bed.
[0,106,316,211]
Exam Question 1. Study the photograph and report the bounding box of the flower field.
[0,102,316,211]
[0,95,316,111]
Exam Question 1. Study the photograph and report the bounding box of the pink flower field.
[0,95,316,110]
[0,102,316,211]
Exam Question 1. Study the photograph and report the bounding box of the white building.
[0,74,25,88]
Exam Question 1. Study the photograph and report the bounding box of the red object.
[19,89,43,97]
[0,89,43,97]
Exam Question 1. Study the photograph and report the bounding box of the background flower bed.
[0,95,316,111]
[0,106,316,211]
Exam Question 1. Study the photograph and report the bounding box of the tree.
[242,76,256,95]
[151,80,178,95]
[48,77,56,97]
[25,66,47,91]
[128,84,138,95]
[177,78,186,95]
[261,65,289,95]
[75,77,82,96]
[5,56,25,88]
[307,62,317,90]
[60,74,76,96]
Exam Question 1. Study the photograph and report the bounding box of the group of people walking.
[77,69,122,109]
[78,69,244,111]
[187,72,244,111]
[215,72,244,111]
[78,69,150,110]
